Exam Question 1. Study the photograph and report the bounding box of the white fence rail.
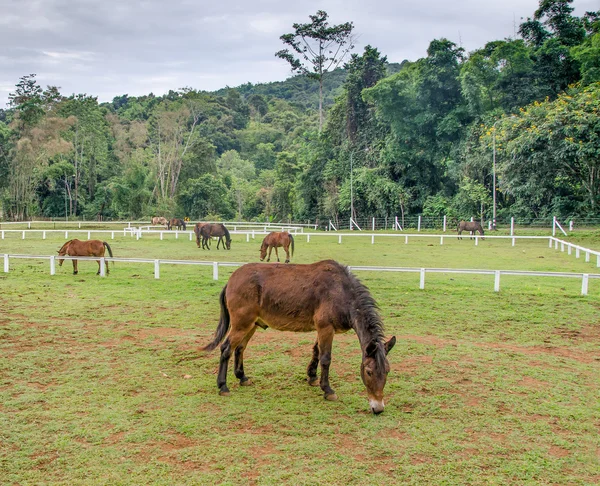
[2,254,598,296]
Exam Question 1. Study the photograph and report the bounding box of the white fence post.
[569,220,573,231]
[213,262,219,280]
[338,235,342,244]
[252,230,255,239]
[561,242,564,252]
[246,233,250,242]
[65,231,69,239]
[510,217,514,236]
[440,236,444,245]
[548,238,553,248]
[154,260,160,279]
[443,215,447,232]
[175,231,179,239]
[100,258,106,277]
[488,221,492,230]
[494,271,500,292]
[28,222,31,229]
[307,234,310,243]
[111,231,115,240]
[1,231,3,239]
[597,255,600,268]
[189,232,193,241]
[585,251,590,263]
[576,248,580,259]
[475,236,479,246]
[552,216,556,236]
[418,216,421,232]
[512,237,516,247]
[22,231,25,240]
[568,244,572,255]
[371,234,375,245]
[419,268,425,289]
[160,232,163,241]
[405,235,408,244]
[581,274,589,296]
[88,231,91,240]
[372,218,375,231]
[3,254,8,273]
[43,231,46,240]
[50,256,55,275]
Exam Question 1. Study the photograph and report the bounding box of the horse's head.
[225,237,231,250]
[259,242,267,261]
[360,336,396,414]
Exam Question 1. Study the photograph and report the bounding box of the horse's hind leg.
[274,247,280,262]
[284,244,290,264]
[306,340,319,386]
[234,326,257,386]
[72,259,78,275]
[217,321,256,396]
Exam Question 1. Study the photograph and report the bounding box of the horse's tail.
[103,241,114,265]
[289,233,294,257]
[202,286,230,352]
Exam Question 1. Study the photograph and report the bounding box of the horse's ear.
[365,340,378,358]
[384,336,396,355]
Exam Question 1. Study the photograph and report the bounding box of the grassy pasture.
[0,231,599,484]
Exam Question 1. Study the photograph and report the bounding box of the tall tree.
[276,10,354,132]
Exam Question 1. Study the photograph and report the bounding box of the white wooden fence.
[2,254,597,296]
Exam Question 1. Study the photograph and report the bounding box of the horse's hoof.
[308,378,319,387]
[285,260,290,264]
[240,379,253,386]
[219,390,230,397]
[325,393,338,401]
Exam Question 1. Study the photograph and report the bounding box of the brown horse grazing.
[200,223,231,250]
[57,239,114,275]
[457,220,485,240]
[259,231,295,263]
[194,222,207,248]
[168,218,186,231]
[152,216,168,226]
[202,260,396,414]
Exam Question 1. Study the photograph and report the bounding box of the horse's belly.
[256,313,315,332]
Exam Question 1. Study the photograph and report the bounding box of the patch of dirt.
[393,355,433,374]
[397,334,599,364]
[518,376,549,389]
[549,445,570,458]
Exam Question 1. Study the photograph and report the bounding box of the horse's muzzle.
[369,399,385,414]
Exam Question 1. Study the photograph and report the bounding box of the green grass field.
[1,229,599,484]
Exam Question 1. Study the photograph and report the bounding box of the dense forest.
[0,0,598,226]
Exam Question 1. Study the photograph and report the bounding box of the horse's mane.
[221,224,231,241]
[343,265,386,365]
[58,240,73,254]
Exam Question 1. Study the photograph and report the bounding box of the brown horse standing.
[202,260,396,414]
[194,222,207,248]
[168,218,186,231]
[457,220,485,240]
[152,216,168,226]
[200,223,231,250]
[259,231,295,263]
[57,239,114,275]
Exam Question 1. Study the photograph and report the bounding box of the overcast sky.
[1,0,596,107]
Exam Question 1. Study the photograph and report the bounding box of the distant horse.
[457,220,485,240]
[194,222,207,248]
[168,218,186,231]
[152,216,168,226]
[260,231,295,263]
[202,260,396,414]
[200,223,231,250]
[57,239,113,275]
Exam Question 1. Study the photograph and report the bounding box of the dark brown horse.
[200,223,231,250]
[260,231,295,263]
[202,260,396,414]
[57,239,113,275]
[194,222,207,248]
[168,218,186,231]
[457,220,485,240]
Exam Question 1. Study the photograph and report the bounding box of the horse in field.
[200,223,231,250]
[202,260,396,414]
[194,222,207,248]
[57,239,114,275]
[168,218,186,231]
[260,231,295,263]
[457,220,485,240]
[152,216,168,226]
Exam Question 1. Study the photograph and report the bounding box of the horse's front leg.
[306,340,319,386]
[316,327,337,400]
[266,246,272,262]
[234,326,257,386]
[274,247,280,262]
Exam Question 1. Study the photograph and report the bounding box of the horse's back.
[226,260,352,332]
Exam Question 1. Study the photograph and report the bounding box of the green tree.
[276,10,354,131]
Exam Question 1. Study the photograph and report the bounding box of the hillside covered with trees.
[0,0,598,226]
